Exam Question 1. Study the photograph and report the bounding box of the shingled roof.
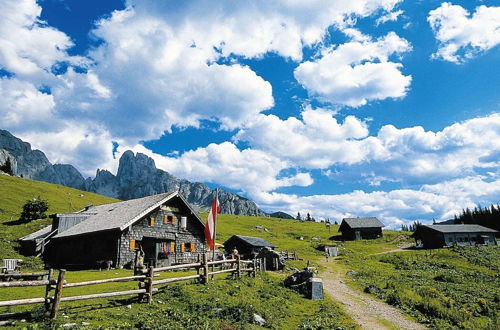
[53,191,203,238]
[341,217,384,229]
[225,235,277,248]
[419,224,497,234]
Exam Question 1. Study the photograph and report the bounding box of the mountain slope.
[0,129,266,216]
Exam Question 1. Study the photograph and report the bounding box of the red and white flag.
[205,195,221,250]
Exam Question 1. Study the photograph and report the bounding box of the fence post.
[146,266,154,304]
[252,259,257,277]
[196,254,201,277]
[44,269,53,313]
[50,269,66,319]
[236,255,241,278]
[202,253,208,284]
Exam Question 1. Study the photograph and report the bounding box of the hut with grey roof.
[411,224,497,249]
[223,235,277,259]
[40,191,206,269]
[338,217,384,240]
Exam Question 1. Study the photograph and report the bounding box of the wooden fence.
[0,255,261,319]
[279,250,299,260]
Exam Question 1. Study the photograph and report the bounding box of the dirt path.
[321,267,426,330]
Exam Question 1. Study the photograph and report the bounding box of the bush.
[19,197,49,222]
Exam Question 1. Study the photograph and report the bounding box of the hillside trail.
[320,261,426,330]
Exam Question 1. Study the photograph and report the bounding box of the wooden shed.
[411,224,498,249]
[37,191,206,269]
[223,235,277,259]
[338,217,384,240]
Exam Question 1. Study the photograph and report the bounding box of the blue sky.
[1,0,499,227]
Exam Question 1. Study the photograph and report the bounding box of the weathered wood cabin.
[338,217,384,240]
[411,224,498,249]
[223,235,277,259]
[37,192,206,269]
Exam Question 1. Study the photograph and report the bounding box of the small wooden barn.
[338,217,384,240]
[411,224,498,249]
[19,225,54,256]
[223,235,277,259]
[34,192,206,269]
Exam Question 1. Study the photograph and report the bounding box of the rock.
[311,237,320,241]
[126,304,132,309]
[53,164,87,190]
[157,300,163,304]
[299,236,304,240]
[255,225,263,229]
[364,285,381,295]
[253,313,266,326]
[81,322,90,326]
[62,323,77,327]
[346,270,357,276]
[0,321,14,326]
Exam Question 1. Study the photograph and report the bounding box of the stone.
[253,313,266,326]
[81,322,90,326]
[62,323,77,327]
[308,278,323,300]
[311,237,320,241]
[346,270,357,276]
[126,305,132,309]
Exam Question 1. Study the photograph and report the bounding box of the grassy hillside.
[0,175,118,268]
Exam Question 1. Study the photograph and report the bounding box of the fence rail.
[0,255,263,319]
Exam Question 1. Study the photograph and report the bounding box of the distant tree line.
[401,220,422,232]
[296,212,316,222]
[454,204,500,232]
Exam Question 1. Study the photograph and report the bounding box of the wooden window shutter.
[172,216,177,224]
[190,243,196,252]
[163,215,168,224]
[129,239,135,251]
[149,217,155,226]
[181,243,185,252]
[170,242,175,252]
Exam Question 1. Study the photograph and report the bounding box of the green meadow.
[0,175,498,329]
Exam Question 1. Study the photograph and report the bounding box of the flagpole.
[211,188,219,276]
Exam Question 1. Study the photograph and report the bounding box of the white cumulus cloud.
[294,32,412,106]
[428,3,500,63]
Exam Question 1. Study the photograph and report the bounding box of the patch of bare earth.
[321,268,426,330]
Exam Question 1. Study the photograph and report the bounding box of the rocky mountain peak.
[0,130,267,216]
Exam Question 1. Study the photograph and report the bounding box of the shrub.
[19,197,49,222]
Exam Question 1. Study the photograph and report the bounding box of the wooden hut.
[411,224,497,249]
[37,192,205,269]
[338,217,384,240]
[223,235,277,259]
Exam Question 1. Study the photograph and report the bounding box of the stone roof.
[422,224,497,234]
[341,217,384,229]
[225,235,277,248]
[53,191,203,238]
[19,225,53,241]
